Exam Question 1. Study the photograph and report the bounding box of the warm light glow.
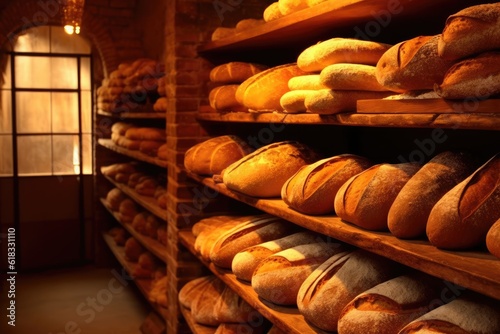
[64,25,74,35]
[61,0,85,35]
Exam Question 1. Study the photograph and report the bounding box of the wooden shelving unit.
[98,139,168,168]
[97,110,166,119]
[179,306,217,334]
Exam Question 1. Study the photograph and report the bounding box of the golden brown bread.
[124,237,145,262]
[278,0,308,15]
[281,154,373,215]
[279,90,315,114]
[251,241,347,305]
[304,89,393,114]
[192,215,239,237]
[426,153,500,250]
[222,141,320,198]
[438,3,500,61]
[486,218,500,259]
[209,62,268,84]
[211,27,236,41]
[190,277,227,326]
[375,35,455,93]
[320,63,389,91]
[124,127,165,141]
[209,85,247,112]
[263,2,284,22]
[334,162,421,231]
[297,38,392,73]
[288,74,326,90]
[235,18,265,31]
[213,285,256,323]
[388,151,478,239]
[184,135,253,176]
[296,249,401,332]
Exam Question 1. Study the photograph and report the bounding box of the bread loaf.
[235,18,265,31]
[438,3,500,61]
[251,241,347,305]
[297,249,401,332]
[375,35,455,93]
[486,218,500,259]
[190,277,226,326]
[213,285,256,323]
[209,215,294,268]
[263,2,284,22]
[278,0,308,15]
[426,153,500,250]
[209,62,268,84]
[337,273,447,334]
[235,63,307,111]
[279,90,315,113]
[399,294,500,334]
[184,135,253,176]
[388,151,478,239]
[211,27,236,41]
[304,89,393,114]
[222,141,320,197]
[232,231,322,282]
[297,38,392,73]
[192,215,239,237]
[125,127,165,141]
[434,52,500,99]
[209,85,247,112]
[215,323,267,334]
[320,63,389,91]
[281,154,373,215]
[334,162,421,231]
[288,74,326,90]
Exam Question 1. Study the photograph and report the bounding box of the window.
[0,26,92,176]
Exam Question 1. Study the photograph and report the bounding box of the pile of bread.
[101,162,166,210]
[110,122,167,159]
[187,213,500,333]
[184,135,500,256]
[97,58,165,113]
[208,3,500,114]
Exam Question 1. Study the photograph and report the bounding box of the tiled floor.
[1,265,150,334]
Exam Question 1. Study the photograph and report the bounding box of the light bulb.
[64,25,75,35]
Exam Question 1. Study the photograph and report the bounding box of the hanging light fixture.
[60,0,85,35]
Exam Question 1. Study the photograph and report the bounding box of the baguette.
[320,63,389,91]
[288,74,326,90]
[388,151,478,239]
[426,153,500,250]
[486,218,500,259]
[209,62,268,84]
[304,89,393,114]
[251,241,347,305]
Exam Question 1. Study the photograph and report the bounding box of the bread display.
[211,27,236,41]
[190,276,227,326]
[297,38,392,73]
[184,135,253,176]
[222,141,320,197]
[320,63,389,91]
[334,162,421,231]
[124,237,145,262]
[281,154,373,215]
[304,89,393,114]
[279,90,316,114]
[178,276,217,309]
[426,153,500,250]
[209,85,247,112]
[486,218,500,259]
[438,3,500,61]
[375,35,455,93]
[251,241,347,305]
[210,62,268,84]
[213,284,256,323]
[288,74,326,90]
[235,18,265,31]
[297,250,401,332]
[388,151,478,239]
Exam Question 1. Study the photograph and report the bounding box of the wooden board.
[98,139,168,168]
[186,174,500,302]
[357,98,500,114]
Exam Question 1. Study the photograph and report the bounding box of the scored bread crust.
[486,218,500,259]
[209,62,268,84]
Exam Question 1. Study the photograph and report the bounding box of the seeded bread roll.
[334,162,421,231]
[375,35,455,93]
[209,62,268,84]
[388,151,478,239]
[426,153,500,250]
[438,3,500,61]
[486,218,500,259]
[297,38,392,73]
[281,154,373,215]
[320,63,389,91]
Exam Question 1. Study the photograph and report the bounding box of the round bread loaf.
[297,38,392,73]
[320,63,389,91]
[281,154,373,215]
[178,276,216,309]
[208,85,247,112]
[209,62,268,84]
[304,89,393,114]
[375,35,455,93]
[486,218,500,259]
[388,151,478,239]
[184,135,253,176]
[438,3,500,61]
[334,162,421,231]
[190,276,226,326]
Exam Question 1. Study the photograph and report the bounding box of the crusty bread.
[263,2,284,22]
[190,276,226,326]
[278,0,308,15]
[281,154,373,215]
[438,3,500,61]
[209,85,247,112]
[192,215,239,237]
[251,241,347,305]
[297,38,392,73]
[304,89,393,114]
[232,231,322,282]
[288,74,326,90]
[184,135,253,176]
[434,51,500,99]
[235,18,265,31]
[375,35,455,93]
[426,153,500,250]
[279,89,315,113]
[222,141,320,198]
[125,127,165,141]
[297,249,401,332]
[209,62,268,84]
[388,151,478,239]
[213,285,256,323]
[211,27,236,41]
[486,218,500,259]
[334,162,421,231]
[320,63,389,91]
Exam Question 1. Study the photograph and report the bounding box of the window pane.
[13,26,50,53]
[1,54,11,89]
[80,57,91,90]
[51,57,78,89]
[53,135,78,175]
[50,27,91,54]
[17,135,52,175]
[52,92,78,133]
[82,134,92,175]
[0,135,13,176]
[81,91,91,133]
[15,56,51,88]
[16,92,51,133]
[1,90,12,133]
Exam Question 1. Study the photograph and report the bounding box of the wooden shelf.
[98,139,168,168]
[179,306,217,334]
[102,172,167,221]
[102,233,168,320]
[97,109,166,119]
[185,173,500,302]
[178,231,324,334]
[100,198,166,263]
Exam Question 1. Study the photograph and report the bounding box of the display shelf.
[185,173,500,302]
[97,109,166,119]
[102,232,168,320]
[100,198,166,263]
[179,306,217,334]
[98,138,168,168]
[102,172,167,221]
[178,230,323,334]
